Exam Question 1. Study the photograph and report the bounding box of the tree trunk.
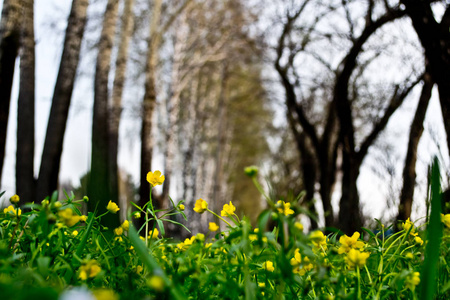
[401,0,450,155]
[0,0,22,184]
[36,0,89,201]
[397,72,433,223]
[109,0,134,205]
[16,0,35,203]
[139,0,162,212]
[87,0,119,229]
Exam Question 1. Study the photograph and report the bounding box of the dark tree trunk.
[16,0,35,203]
[87,0,119,228]
[109,0,134,205]
[397,72,433,223]
[36,0,89,201]
[0,0,21,183]
[401,0,450,155]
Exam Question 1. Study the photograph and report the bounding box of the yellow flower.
[121,220,130,231]
[106,201,120,213]
[136,265,143,274]
[78,260,101,280]
[405,272,420,290]
[276,200,294,216]
[114,227,123,236]
[262,260,275,272]
[209,222,219,232]
[148,275,165,291]
[205,243,212,249]
[294,222,303,231]
[196,233,205,241]
[258,282,265,288]
[54,201,62,208]
[177,236,196,251]
[58,208,81,227]
[338,232,365,254]
[345,249,370,269]
[290,249,302,266]
[150,228,159,239]
[414,236,423,246]
[249,234,258,242]
[221,201,236,217]
[92,289,119,300]
[146,170,165,187]
[310,230,327,250]
[3,205,21,216]
[405,252,414,260]
[80,215,87,222]
[178,204,185,211]
[402,218,415,235]
[72,230,79,236]
[133,212,141,219]
[193,198,208,213]
[254,228,259,233]
[441,213,450,229]
[10,194,20,204]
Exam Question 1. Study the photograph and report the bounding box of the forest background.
[0,0,449,236]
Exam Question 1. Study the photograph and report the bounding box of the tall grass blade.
[420,157,443,299]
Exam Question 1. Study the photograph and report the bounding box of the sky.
[0,0,449,226]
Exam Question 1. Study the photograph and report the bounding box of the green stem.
[207,209,232,227]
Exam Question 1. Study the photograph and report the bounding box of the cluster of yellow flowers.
[290,249,313,275]
[3,205,21,216]
[276,200,294,216]
[177,236,196,251]
[78,259,102,280]
[58,208,84,227]
[402,218,423,245]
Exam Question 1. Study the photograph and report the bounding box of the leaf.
[420,157,443,300]
[156,219,165,236]
[361,227,376,238]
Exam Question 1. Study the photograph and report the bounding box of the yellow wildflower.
[148,275,165,292]
[254,228,259,233]
[402,218,415,235]
[405,272,420,290]
[10,194,20,204]
[133,212,141,219]
[93,289,119,300]
[249,234,258,242]
[405,252,414,260]
[193,198,208,214]
[106,201,120,213]
[221,201,236,217]
[178,204,185,211]
[414,236,424,246]
[345,249,370,269]
[441,213,450,228]
[80,215,87,222]
[114,227,123,236]
[3,205,21,216]
[58,208,81,227]
[150,228,159,239]
[136,265,143,274]
[294,222,303,231]
[209,222,219,232]
[72,230,79,237]
[258,282,265,288]
[262,260,275,272]
[338,232,365,254]
[54,201,62,208]
[290,249,302,266]
[78,260,101,280]
[310,230,327,250]
[177,236,196,251]
[276,200,294,216]
[146,170,165,187]
[121,220,130,231]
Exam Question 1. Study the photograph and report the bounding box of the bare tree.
[36,0,89,201]
[16,0,35,203]
[0,0,22,183]
[400,0,450,155]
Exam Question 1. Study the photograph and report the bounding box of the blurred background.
[0,0,449,235]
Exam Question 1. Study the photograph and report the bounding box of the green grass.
[0,162,449,299]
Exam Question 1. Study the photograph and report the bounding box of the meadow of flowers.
[0,165,449,299]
